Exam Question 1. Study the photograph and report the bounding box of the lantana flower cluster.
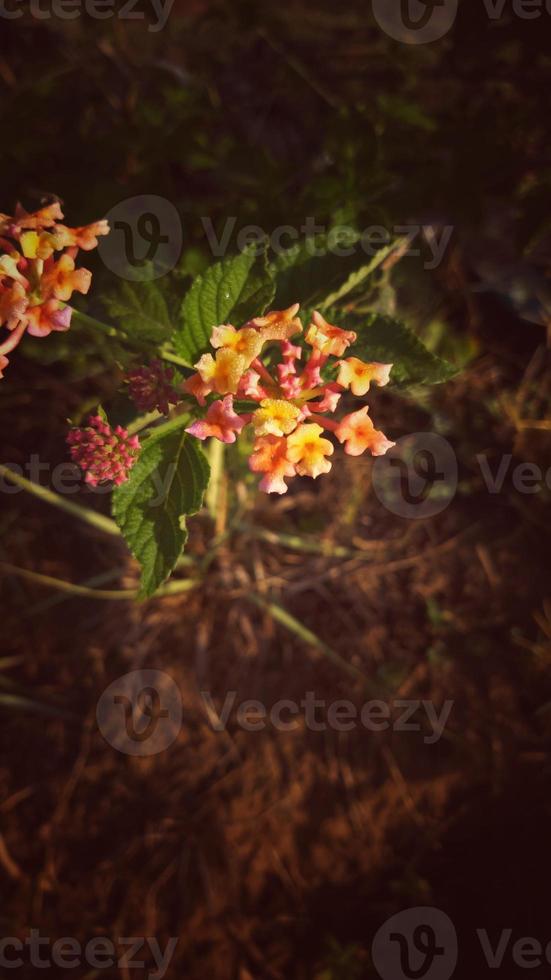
[184,304,395,494]
[0,202,109,379]
[67,415,140,487]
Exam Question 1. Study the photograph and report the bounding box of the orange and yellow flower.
[337,357,392,396]
[182,371,212,406]
[0,281,28,330]
[210,324,263,361]
[0,203,109,380]
[195,348,248,395]
[42,254,92,303]
[26,301,72,337]
[286,422,334,478]
[249,434,296,494]
[252,398,301,437]
[247,303,302,342]
[305,311,357,357]
[184,303,395,494]
[54,220,110,251]
[335,406,395,457]
[186,395,245,444]
[7,202,64,231]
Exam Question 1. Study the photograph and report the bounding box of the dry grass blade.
[247,591,372,687]
[0,463,119,536]
[0,561,199,602]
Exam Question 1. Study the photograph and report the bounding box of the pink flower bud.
[67,416,140,487]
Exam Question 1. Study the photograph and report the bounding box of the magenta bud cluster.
[126,359,180,416]
[66,415,140,487]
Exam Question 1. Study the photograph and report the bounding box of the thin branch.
[0,560,199,601]
[0,464,119,536]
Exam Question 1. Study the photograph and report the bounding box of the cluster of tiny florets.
[184,304,395,494]
[0,203,108,379]
[126,359,180,415]
[66,415,140,487]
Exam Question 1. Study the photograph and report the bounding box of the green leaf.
[269,230,365,310]
[343,312,457,385]
[112,418,210,598]
[318,238,405,310]
[174,243,275,364]
[103,280,172,346]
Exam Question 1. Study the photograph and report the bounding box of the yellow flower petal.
[286,422,334,479]
[252,398,300,437]
[20,231,39,259]
[337,357,392,396]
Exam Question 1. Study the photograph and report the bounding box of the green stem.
[139,411,191,442]
[70,308,119,338]
[30,566,129,614]
[241,524,356,558]
[1,560,200,601]
[71,308,193,371]
[206,438,225,519]
[0,464,120,537]
[127,410,162,435]
[159,347,193,369]
[0,562,135,599]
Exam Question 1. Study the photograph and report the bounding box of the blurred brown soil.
[1,343,551,979]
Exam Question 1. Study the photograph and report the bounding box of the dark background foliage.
[1,2,550,978]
